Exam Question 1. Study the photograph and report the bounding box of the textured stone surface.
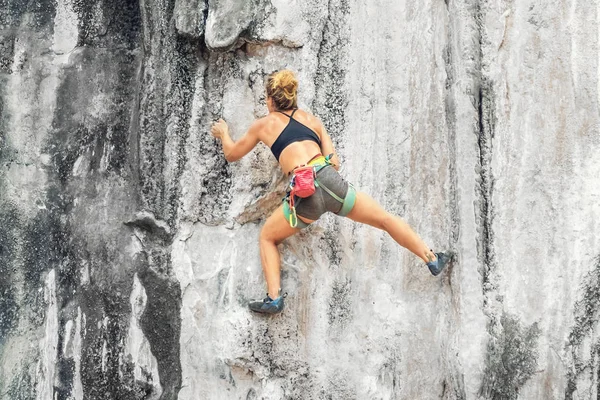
[174,0,207,38]
[1,0,600,399]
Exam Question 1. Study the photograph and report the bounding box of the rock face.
[1,0,599,399]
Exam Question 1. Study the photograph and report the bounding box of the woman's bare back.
[258,109,325,174]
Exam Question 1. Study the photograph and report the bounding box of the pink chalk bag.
[286,153,335,227]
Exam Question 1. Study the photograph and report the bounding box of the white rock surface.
[0,0,599,399]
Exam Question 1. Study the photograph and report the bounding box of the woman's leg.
[259,204,311,299]
[345,191,436,263]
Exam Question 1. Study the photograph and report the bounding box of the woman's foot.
[426,252,454,276]
[248,291,287,314]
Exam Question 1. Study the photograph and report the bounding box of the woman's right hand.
[211,119,229,139]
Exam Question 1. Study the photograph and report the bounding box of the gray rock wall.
[1,0,599,399]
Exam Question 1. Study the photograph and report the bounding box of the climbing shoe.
[248,291,287,314]
[426,251,454,276]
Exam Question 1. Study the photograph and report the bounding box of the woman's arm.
[211,119,260,162]
[318,124,340,170]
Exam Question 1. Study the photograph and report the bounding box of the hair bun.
[272,70,296,91]
[266,69,299,110]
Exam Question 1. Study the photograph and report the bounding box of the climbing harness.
[284,153,356,228]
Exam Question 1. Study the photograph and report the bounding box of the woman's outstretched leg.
[345,191,439,264]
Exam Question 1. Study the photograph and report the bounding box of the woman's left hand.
[211,119,229,139]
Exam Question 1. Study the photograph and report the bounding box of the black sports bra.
[270,109,322,160]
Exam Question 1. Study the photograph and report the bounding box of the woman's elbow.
[224,151,242,162]
[329,155,341,170]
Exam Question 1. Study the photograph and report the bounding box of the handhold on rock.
[124,211,171,240]
[204,0,256,50]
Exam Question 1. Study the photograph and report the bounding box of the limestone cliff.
[1,0,599,399]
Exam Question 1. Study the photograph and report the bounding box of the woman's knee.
[260,223,283,246]
[379,213,395,231]
[259,226,272,244]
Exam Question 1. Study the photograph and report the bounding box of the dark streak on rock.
[164,33,202,228]
[312,0,349,149]
[136,0,171,217]
[79,284,152,400]
[480,313,540,400]
[0,0,30,29]
[6,366,36,400]
[377,348,401,397]
[319,221,343,268]
[233,321,315,396]
[471,1,497,302]
[0,204,20,345]
[0,78,7,166]
[129,58,144,197]
[194,52,233,225]
[18,184,80,397]
[124,211,183,399]
[280,365,313,398]
[0,36,15,74]
[202,0,209,31]
[448,373,467,400]
[565,255,600,399]
[476,78,497,294]
[73,0,141,49]
[21,205,59,324]
[0,0,24,82]
[138,266,183,399]
[24,0,58,28]
[327,278,353,329]
[55,358,75,400]
[469,3,539,398]
[50,47,142,180]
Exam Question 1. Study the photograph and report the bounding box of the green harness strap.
[283,198,309,229]
[315,179,357,217]
[337,184,356,217]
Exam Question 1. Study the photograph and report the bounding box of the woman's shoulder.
[295,109,324,134]
[249,115,272,130]
[295,108,317,119]
[247,114,280,140]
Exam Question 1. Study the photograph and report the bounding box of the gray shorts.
[294,165,349,220]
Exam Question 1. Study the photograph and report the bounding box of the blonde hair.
[266,69,298,110]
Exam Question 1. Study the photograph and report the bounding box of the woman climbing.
[210,69,453,314]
